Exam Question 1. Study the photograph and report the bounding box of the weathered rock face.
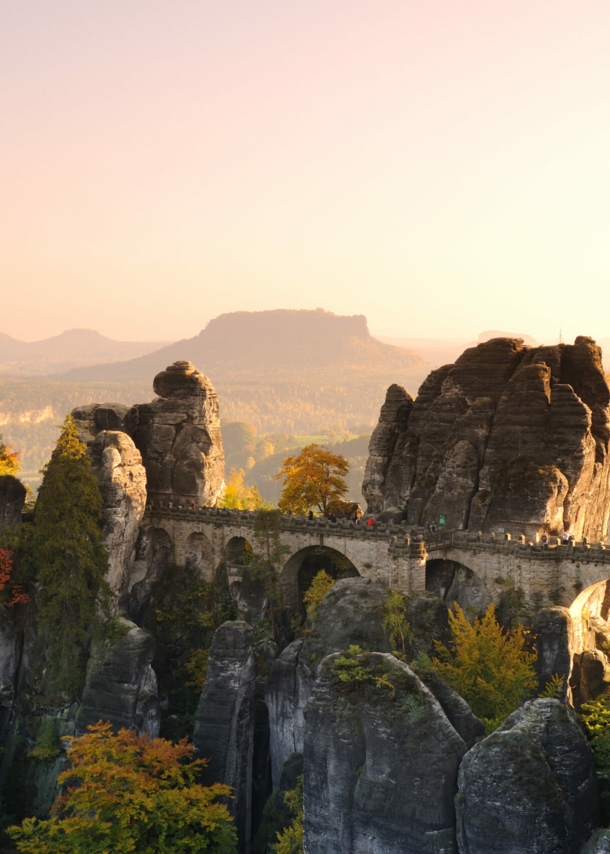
[534,606,573,697]
[364,337,610,539]
[266,578,392,787]
[90,431,147,598]
[72,402,135,445]
[583,830,610,853]
[75,619,160,738]
[131,361,225,506]
[304,652,468,854]
[0,608,19,737]
[456,698,598,854]
[193,621,257,853]
[0,475,26,529]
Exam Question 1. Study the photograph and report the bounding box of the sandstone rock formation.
[583,830,610,853]
[0,475,26,529]
[266,577,392,787]
[455,698,598,854]
[363,337,610,539]
[194,621,257,853]
[90,431,147,598]
[76,619,160,738]
[303,651,468,853]
[131,361,225,506]
[71,402,135,445]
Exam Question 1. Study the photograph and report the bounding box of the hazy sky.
[3,1,610,344]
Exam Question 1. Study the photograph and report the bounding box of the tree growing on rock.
[33,415,112,697]
[432,603,537,732]
[0,433,20,476]
[276,444,349,516]
[8,721,237,853]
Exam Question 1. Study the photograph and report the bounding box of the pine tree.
[33,415,112,697]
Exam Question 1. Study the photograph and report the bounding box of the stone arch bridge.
[142,507,610,612]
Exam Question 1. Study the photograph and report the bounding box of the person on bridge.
[367,516,375,528]
[541,532,549,550]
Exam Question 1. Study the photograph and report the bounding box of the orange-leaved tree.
[0,433,20,476]
[0,548,30,607]
[431,603,537,733]
[8,721,237,854]
[276,444,348,516]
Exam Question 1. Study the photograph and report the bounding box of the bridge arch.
[225,536,253,567]
[280,545,360,614]
[425,557,492,614]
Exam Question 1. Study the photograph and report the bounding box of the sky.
[2,0,610,345]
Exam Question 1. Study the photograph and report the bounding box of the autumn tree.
[431,603,537,732]
[0,433,20,476]
[247,508,290,636]
[273,776,303,854]
[276,444,349,516]
[221,467,270,511]
[0,548,30,607]
[303,570,335,621]
[33,415,112,697]
[382,590,412,658]
[8,721,237,854]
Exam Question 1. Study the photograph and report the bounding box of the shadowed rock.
[303,652,467,853]
[0,475,26,529]
[76,619,160,738]
[193,621,257,854]
[456,698,598,854]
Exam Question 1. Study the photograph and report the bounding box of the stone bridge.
[142,507,610,612]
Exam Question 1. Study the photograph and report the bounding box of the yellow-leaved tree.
[221,467,270,511]
[276,444,349,516]
[0,433,20,476]
[431,603,537,732]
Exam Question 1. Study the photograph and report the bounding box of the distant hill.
[61,309,426,382]
[0,329,171,376]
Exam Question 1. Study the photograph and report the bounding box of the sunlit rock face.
[364,337,610,539]
[90,430,147,598]
[131,360,225,507]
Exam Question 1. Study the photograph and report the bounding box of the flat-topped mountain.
[61,309,425,382]
[0,329,170,376]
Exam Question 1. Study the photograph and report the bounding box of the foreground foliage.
[303,570,335,622]
[276,444,349,515]
[382,590,412,658]
[33,415,112,696]
[8,722,237,854]
[432,603,537,732]
[272,777,303,854]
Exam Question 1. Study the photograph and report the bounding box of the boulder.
[0,475,26,528]
[193,621,257,853]
[416,668,485,749]
[582,830,610,853]
[75,619,160,737]
[456,698,598,854]
[131,361,225,506]
[90,431,147,599]
[303,651,468,853]
[363,337,610,540]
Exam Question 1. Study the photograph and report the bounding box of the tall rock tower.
[363,337,610,540]
[131,360,225,507]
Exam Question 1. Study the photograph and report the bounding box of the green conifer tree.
[33,415,112,697]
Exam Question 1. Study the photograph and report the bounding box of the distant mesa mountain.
[60,310,427,383]
[0,329,171,376]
